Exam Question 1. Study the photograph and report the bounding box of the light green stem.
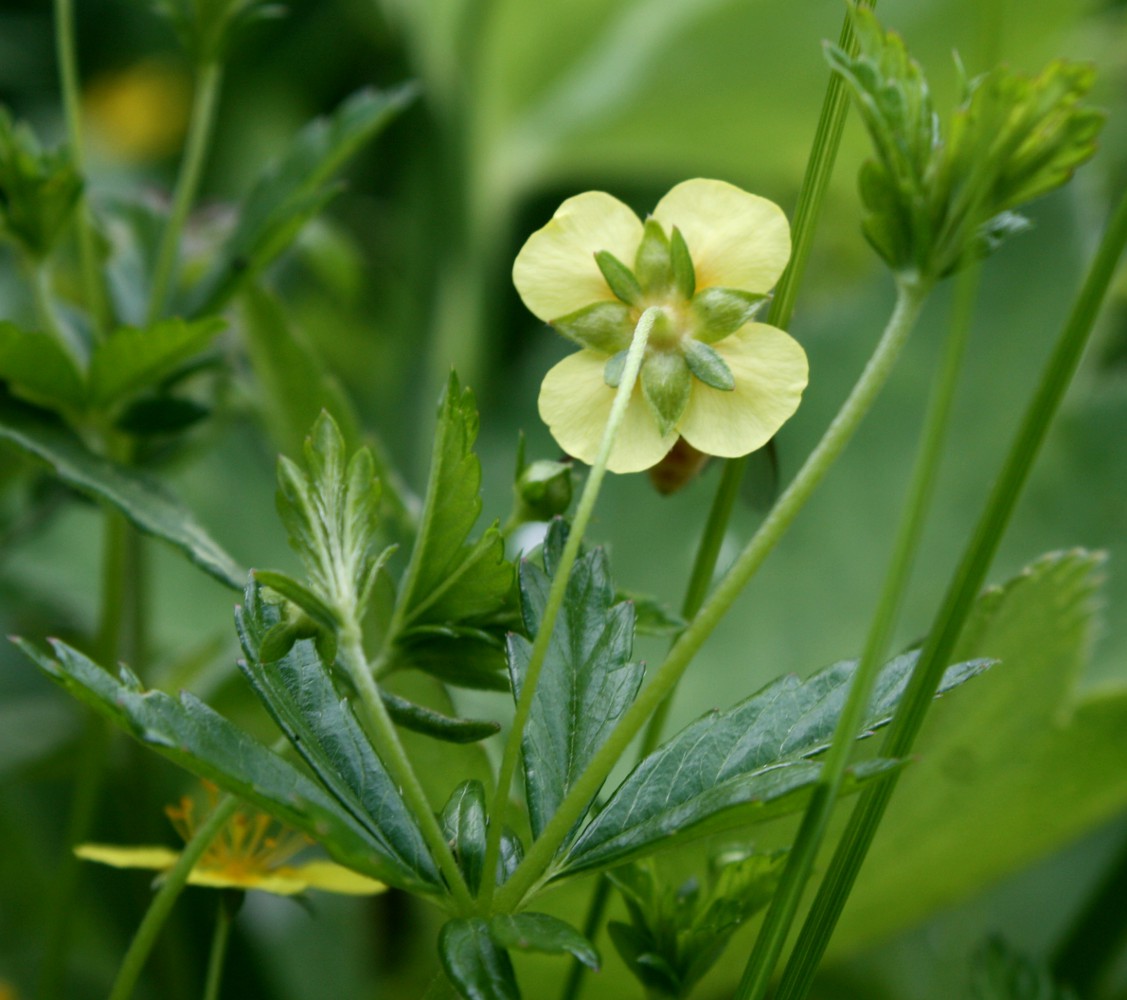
[147,59,223,325]
[340,628,475,913]
[495,282,929,912]
[108,795,240,1000]
[736,267,975,1000]
[481,307,657,910]
[201,895,235,1000]
[53,0,111,335]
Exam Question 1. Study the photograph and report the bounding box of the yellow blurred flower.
[84,61,191,163]
[513,179,808,474]
[76,783,385,897]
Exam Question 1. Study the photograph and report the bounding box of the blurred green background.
[1,0,1126,997]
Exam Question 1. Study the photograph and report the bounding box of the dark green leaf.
[394,372,513,634]
[252,568,340,630]
[189,85,418,314]
[559,651,990,877]
[381,689,500,744]
[441,780,488,896]
[115,395,210,436]
[234,583,441,893]
[0,322,84,411]
[394,627,511,692]
[0,393,244,588]
[969,936,1077,1000]
[489,913,599,970]
[439,918,520,1000]
[87,318,225,410]
[17,637,400,885]
[507,535,644,840]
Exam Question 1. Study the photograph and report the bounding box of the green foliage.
[558,651,990,878]
[234,583,442,894]
[441,780,489,896]
[0,108,82,261]
[391,372,515,687]
[968,937,1077,1000]
[826,4,1103,280]
[16,637,416,887]
[507,519,644,839]
[489,913,599,969]
[188,85,418,314]
[275,411,390,625]
[150,0,284,64]
[608,850,785,998]
[829,551,1127,956]
[0,392,244,588]
[0,323,84,411]
[440,919,520,1000]
[382,690,500,744]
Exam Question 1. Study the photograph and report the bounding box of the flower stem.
[53,0,112,335]
[638,0,873,760]
[339,628,475,913]
[496,281,930,913]
[735,265,978,1000]
[774,185,1127,1000]
[108,794,240,1000]
[201,894,236,1000]
[147,59,223,325]
[481,307,658,911]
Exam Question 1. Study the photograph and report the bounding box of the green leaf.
[0,393,244,588]
[968,936,1077,1000]
[829,552,1127,957]
[559,650,989,877]
[394,627,511,692]
[234,583,442,893]
[441,780,488,896]
[618,591,686,637]
[489,913,599,970]
[86,318,225,410]
[0,322,84,411]
[188,85,418,314]
[17,637,399,885]
[439,918,520,1000]
[252,568,340,631]
[609,850,785,997]
[507,521,645,840]
[381,689,500,744]
[394,372,513,634]
[275,411,388,622]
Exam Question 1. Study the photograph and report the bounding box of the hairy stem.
[481,307,657,910]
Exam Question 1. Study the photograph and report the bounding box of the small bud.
[647,437,710,495]
[515,459,574,521]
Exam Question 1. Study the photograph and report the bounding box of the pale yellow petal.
[513,192,644,322]
[75,844,181,870]
[187,868,308,895]
[678,324,808,457]
[652,179,790,294]
[289,860,388,895]
[538,350,677,473]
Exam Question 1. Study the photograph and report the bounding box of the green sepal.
[634,218,673,294]
[439,918,520,1000]
[382,690,500,745]
[670,226,696,299]
[551,300,633,353]
[690,288,767,342]
[682,339,735,391]
[441,780,488,896]
[489,913,599,970]
[604,349,629,388]
[595,250,643,306]
[641,350,691,436]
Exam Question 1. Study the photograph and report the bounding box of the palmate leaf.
[508,520,644,839]
[235,583,441,893]
[557,651,990,878]
[188,84,418,314]
[392,373,514,687]
[16,638,409,887]
[0,393,244,589]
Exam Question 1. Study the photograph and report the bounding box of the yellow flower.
[513,179,808,474]
[76,784,385,897]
